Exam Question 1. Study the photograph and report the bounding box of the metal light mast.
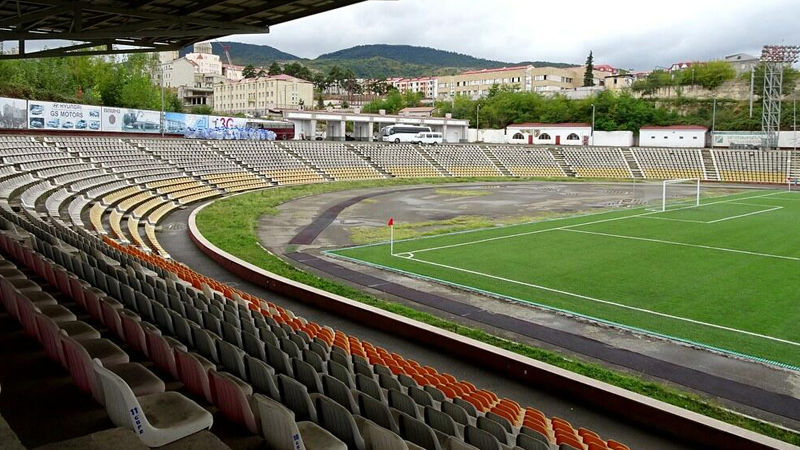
[761,45,800,149]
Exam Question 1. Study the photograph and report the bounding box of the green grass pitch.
[329,189,800,368]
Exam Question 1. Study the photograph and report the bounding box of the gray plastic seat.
[190,324,220,364]
[253,393,346,450]
[453,398,478,418]
[277,374,316,422]
[309,341,328,360]
[389,389,421,419]
[356,373,385,402]
[442,401,470,426]
[516,433,550,450]
[361,418,408,450]
[354,362,374,378]
[409,386,434,407]
[328,359,355,388]
[398,413,441,450]
[222,321,243,348]
[169,311,193,347]
[202,311,223,336]
[294,357,323,394]
[152,302,173,335]
[476,417,509,445]
[258,327,279,347]
[485,412,512,434]
[218,340,247,380]
[322,374,359,414]
[266,342,293,376]
[357,391,398,433]
[314,394,366,450]
[246,355,280,401]
[379,373,403,392]
[425,406,461,439]
[423,385,445,403]
[520,427,550,445]
[280,337,302,359]
[243,331,267,361]
[398,373,417,388]
[302,348,326,373]
[465,426,502,450]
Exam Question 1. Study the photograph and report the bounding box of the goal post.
[642,178,701,212]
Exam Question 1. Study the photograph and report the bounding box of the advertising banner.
[28,100,102,131]
[0,97,27,130]
[712,132,764,148]
[209,115,247,129]
[164,112,208,134]
[101,106,123,132]
[121,109,161,133]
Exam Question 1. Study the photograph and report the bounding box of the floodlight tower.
[761,45,800,149]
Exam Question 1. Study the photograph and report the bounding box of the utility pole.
[591,104,596,146]
[749,66,755,118]
[160,63,165,137]
[711,96,717,149]
[476,104,481,143]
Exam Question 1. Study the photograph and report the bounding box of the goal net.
[637,178,701,212]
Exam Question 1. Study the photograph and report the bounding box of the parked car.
[46,118,60,128]
[61,121,74,129]
[29,118,44,128]
[412,132,444,145]
[29,105,44,115]
[76,120,87,129]
[88,121,100,130]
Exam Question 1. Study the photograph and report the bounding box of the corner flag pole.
[388,218,394,255]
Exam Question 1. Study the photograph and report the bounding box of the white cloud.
[229,0,800,70]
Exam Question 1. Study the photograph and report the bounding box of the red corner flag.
[387,218,394,226]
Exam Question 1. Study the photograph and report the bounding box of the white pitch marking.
[401,254,800,347]
[408,191,785,255]
[706,206,783,223]
[560,228,800,261]
[638,216,708,224]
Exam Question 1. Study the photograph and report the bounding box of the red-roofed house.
[639,125,708,147]
[506,122,592,145]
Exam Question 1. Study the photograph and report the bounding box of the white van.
[412,132,444,145]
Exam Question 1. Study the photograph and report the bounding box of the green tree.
[583,51,595,87]
[693,61,736,90]
[268,61,283,76]
[283,62,313,81]
[242,64,257,79]
[191,104,214,115]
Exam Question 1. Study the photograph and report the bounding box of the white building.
[214,74,314,115]
[639,125,708,148]
[506,123,592,146]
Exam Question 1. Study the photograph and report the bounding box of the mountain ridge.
[182,42,577,78]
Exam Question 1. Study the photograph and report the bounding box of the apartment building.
[391,77,438,99]
[436,65,608,100]
[213,74,314,115]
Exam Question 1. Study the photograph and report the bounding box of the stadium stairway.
[347,144,394,179]
[546,149,576,177]
[701,149,721,181]
[479,147,514,177]
[413,146,453,177]
[619,149,643,178]
[281,144,335,182]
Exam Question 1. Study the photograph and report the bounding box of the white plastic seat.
[253,393,346,450]
[93,358,213,448]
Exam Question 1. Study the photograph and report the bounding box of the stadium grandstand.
[0,132,798,450]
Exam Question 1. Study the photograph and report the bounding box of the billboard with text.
[28,100,102,131]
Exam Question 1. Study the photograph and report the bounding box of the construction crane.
[213,40,236,79]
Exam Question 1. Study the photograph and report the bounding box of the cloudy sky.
[229,0,800,70]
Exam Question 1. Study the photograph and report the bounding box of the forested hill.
[182,42,575,78]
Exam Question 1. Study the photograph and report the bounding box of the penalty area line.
[396,254,800,348]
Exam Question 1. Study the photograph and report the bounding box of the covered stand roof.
[0,0,365,59]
